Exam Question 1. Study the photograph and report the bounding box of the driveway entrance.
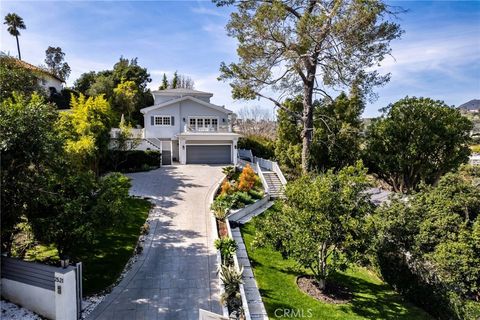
[88,165,224,320]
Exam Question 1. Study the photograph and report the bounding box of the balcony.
[183,124,232,133]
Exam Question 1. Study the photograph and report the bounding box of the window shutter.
[171,116,175,126]
[151,116,154,125]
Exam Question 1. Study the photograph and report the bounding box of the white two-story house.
[138,88,240,165]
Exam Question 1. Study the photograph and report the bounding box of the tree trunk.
[15,35,21,60]
[301,83,314,173]
[317,278,326,290]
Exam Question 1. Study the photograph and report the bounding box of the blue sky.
[1,1,479,117]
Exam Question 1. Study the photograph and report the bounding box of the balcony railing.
[184,124,232,133]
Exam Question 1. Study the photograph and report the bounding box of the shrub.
[238,135,275,159]
[221,180,233,195]
[222,166,236,179]
[215,238,238,265]
[211,198,230,220]
[140,222,150,235]
[248,189,264,199]
[238,164,258,192]
[219,264,244,312]
[102,150,161,173]
[233,192,254,206]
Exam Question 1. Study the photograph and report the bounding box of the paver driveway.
[88,165,224,320]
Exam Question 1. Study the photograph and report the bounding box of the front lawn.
[241,204,432,320]
[25,197,151,295]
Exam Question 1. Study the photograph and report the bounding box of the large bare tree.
[215,0,403,172]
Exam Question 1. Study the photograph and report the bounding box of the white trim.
[141,95,233,114]
[170,140,173,164]
[187,116,220,131]
[153,115,172,126]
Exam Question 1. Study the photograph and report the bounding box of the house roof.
[152,88,213,97]
[140,95,233,114]
[0,54,64,82]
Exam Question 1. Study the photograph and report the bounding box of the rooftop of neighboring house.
[0,52,63,83]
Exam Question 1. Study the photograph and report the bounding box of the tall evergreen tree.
[215,0,403,173]
[159,73,169,90]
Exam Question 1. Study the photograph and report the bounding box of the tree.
[4,13,26,60]
[364,97,472,193]
[373,171,480,318]
[310,91,364,171]
[86,71,115,98]
[29,171,131,258]
[73,71,97,94]
[0,55,42,101]
[171,71,178,89]
[159,73,168,90]
[58,94,113,173]
[275,91,364,177]
[215,0,403,173]
[0,93,63,253]
[236,105,275,138]
[176,74,195,89]
[113,79,139,121]
[254,162,373,289]
[76,57,153,124]
[44,46,71,81]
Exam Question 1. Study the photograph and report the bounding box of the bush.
[219,264,244,312]
[215,238,238,265]
[222,166,236,179]
[221,180,233,195]
[238,135,275,159]
[211,198,230,220]
[248,189,264,199]
[102,150,161,173]
[238,164,258,192]
[233,192,254,207]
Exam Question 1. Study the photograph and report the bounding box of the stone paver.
[88,165,224,320]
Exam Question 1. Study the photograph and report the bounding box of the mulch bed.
[297,275,352,304]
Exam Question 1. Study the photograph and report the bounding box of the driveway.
[88,165,224,320]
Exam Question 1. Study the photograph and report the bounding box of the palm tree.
[4,13,26,60]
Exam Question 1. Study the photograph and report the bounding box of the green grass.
[77,197,151,295]
[25,197,151,296]
[241,209,432,319]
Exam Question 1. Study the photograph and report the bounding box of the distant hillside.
[458,99,480,111]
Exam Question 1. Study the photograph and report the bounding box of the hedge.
[238,135,275,160]
[102,150,161,173]
[377,246,480,320]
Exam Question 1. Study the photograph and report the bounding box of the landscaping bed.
[240,203,432,320]
[211,164,265,319]
[211,165,264,237]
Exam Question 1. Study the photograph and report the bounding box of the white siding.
[144,99,229,138]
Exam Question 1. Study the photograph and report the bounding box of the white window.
[154,116,171,126]
[188,117,219,131]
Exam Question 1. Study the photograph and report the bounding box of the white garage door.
[186,145,231,164]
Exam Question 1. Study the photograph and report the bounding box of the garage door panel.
[186,145,231,164]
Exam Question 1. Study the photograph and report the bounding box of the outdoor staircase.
[262,170,285,199]
[145,138,161,150]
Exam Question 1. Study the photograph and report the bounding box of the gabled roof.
[140,95,233,114]
[0,53,64,82]
[152,88,213,97]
